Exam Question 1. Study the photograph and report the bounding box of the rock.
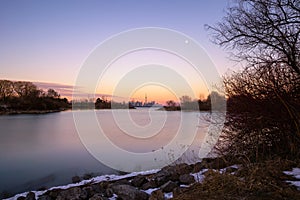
[25,192,35,200]
[153,168,174,186]
[92,181,109,194]
[149,189,164,200]
[141,180,158,190]
[37,195,51,200]
[154,163,193,185]
[105,188,114,198]
[83,186,94,198]
[79,189,88,199]
[72,175,81,183]
[47,189,61,199]
[83,173,93,180]
[56,196,65,200]
[172,187,189,198]
[112,179,130,186]
[58,187,88,199]
[37,186,47,191]
[160,181,178,193]
[111,184,149,200]
[202,157,228,169]
[89,193,108,200]
[192,161,206,173]
[179,174,195,185]
[17,196,26,200]
[155,173,171,186]
[131,175,147,187]
[173,163,193,175]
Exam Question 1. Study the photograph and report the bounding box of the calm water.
[0,109,207,196]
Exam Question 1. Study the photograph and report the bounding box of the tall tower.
[145,93,147,105]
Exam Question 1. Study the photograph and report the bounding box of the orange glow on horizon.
[130,85,179,105]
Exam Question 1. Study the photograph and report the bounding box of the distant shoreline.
[0,109,69,116]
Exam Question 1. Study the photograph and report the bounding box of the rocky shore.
[7,157,300,200]
[8,158,231,200]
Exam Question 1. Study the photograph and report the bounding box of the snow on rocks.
[4,160,242,200]
[5,169,159,200]
[283,168,300,190]
[191,168,208,183]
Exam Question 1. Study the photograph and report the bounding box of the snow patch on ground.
[180,184,190,188]
[143,187,159,194]
[191,169,208,183]
[284,168,300,179]
[108,194,118,200]
[5,169,160,200]
[191,164,240,183]
[164,192,173,199]
[283,168,300,190]
[286,181,300,189]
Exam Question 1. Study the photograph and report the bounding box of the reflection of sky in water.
[0,110,207,196]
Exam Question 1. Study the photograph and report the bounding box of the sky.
[0,0,237,103]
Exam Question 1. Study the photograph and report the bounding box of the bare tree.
[0,80,14,102]
[218,63,300,160]
[206,0,300,75]
[13,81,39,98]
[207,0,300,160]
[180,95,198,110]
[47,88,60,98]
[166,100,177,108]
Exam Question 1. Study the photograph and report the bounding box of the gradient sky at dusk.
[0,0,236,102]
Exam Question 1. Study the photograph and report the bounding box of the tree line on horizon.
[72,91,226,111]
[0,79,225,112]
[164,92,225,111]
[93,91,225,111]
[0,80,70,112]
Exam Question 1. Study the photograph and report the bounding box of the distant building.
[129,94,162,108]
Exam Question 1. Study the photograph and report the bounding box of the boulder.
[37,195,51,200]
[153,169,170,183]
[111,184,149,200]
[112,179,130,186]
[105,188,114,198]
[82,173,93,180]
[25,192,35,200]
[141,180,158,190]
[173,163,193,175]
[149,189,164,200]
[192,161,206,173]
[41,188,62,199]
[179,174,195,185]
[131,175,147,187]
[154,163,193,185]
[202,157,228,169]
[89,193,109,200]
[72,175,81,183]
[82,186,94,198]
[160,181,178,193]
[172,187,189,198]
[58,187,88,199]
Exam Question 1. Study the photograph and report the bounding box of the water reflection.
[0,110,207,197]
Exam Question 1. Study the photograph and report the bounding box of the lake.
[0,109,209,197]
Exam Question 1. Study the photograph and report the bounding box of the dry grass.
[172,158,300,200]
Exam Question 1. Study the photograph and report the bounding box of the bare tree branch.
[206,0,300,75]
